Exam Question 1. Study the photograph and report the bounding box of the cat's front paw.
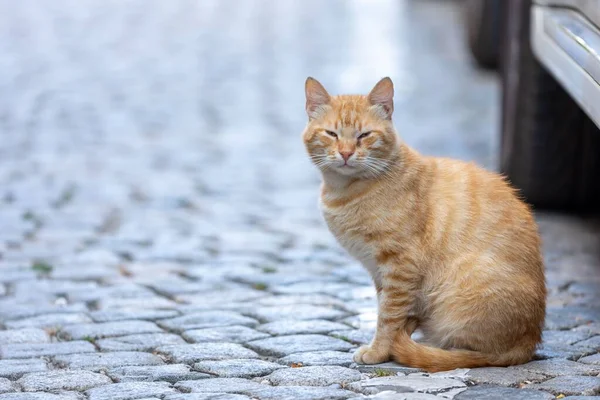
[353,344,390,364]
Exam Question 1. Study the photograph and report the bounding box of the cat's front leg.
[354,266,416,364]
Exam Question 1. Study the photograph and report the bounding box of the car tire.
[464,0,503,69]
[500,0,600,211]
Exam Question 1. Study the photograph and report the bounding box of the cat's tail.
[390,327,534,372]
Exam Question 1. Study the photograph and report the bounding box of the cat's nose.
[339,150,354,162]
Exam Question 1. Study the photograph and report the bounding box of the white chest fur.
[320,202,381,286]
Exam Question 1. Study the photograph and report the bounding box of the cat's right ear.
[305,77,331,120]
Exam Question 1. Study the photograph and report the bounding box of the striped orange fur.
[302,77,546,372]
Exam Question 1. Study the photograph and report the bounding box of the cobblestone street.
[1,0,600,398]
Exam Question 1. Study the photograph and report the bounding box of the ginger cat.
[302,77,546,372]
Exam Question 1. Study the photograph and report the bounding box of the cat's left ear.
[305,77,331,120]
[368,77,394,120]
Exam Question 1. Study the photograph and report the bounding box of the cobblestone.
[0,0,597,399]
[257,320,349,335]
[182,327,269,344]
[247,334,354,357]
[0,329,50,345]
[17,371,112,392]
[0,360,48,379]
[242,386,359,400]
[174,378,265,394]
[455,386,554,400]
[193,359,285,378]
[165,395,250,400]
[54,352,164,371]
[89,310,179,323]
[465,367,547,386]
[107,364,209,383]
[86,382,177,400]
[278,351,354,367]
[4,314,92,330]
[579,353,600,364]
[157,312,257,333]
[0,341,95,359]
[526,375,600,396]
[0,379,16,394]
[60,321,162,340]
[245,305,347,323]
[0,395,81,400]
[264,365,361,386]
[164,395,250,400]
[359,375,466,394]
[157,344,259,364]
[96,333,186,352]
[511,359,600,377]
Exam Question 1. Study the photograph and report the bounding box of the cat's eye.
[325,130,338,138]
[358,131,372,140]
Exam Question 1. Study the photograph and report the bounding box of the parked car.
[463,0,600,210]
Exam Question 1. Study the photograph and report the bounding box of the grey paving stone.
[175,289,269,310]
[368,394,439,400]
[330,329,374,345]
[158,312,257,332]
[0,341,95,359]
[61,321,162,340]
[0,304,89,322]
[157,343,259,364]
[247,334,354,357]
[182,326,269,344]
[574,322,600,335]
[278,351,354,367]
[0,329,50,345]
[55,351,164,371]
[242,386,359,400]
[575,335,600,350]
[545,306,600,330]
[96,333,186,352]
[533,342,594,361]
[356,362,422,375]
[359,375,466,394]
[0,378,16,394]
[271,282,359,296]
[579,353,600,364]
[86,382,177,400]
[194,359,285,378]
[66,284,155,303]
[89,310,179,323]
[165,395,250,400]
[174,378,265,393]
[256,320,349,335]
[98,297,179,310]
[542,330,592,345]
[526,375,600,396]
[18,371,112,391]
[245,305,347,323]
[264,365,361,386]
[0,359,48,379]
[511,358,600,377]
[108,364,209,383]
[256,294,346,308]
[4,313,92,329]
[0,394,78,400]
[454,386,554,400]
[465,367,547,386]
[49,265,119,281]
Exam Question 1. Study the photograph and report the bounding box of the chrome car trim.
[531,6,600,129]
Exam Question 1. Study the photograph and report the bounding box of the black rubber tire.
[463,0,503,69]
[500,0,600,211]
